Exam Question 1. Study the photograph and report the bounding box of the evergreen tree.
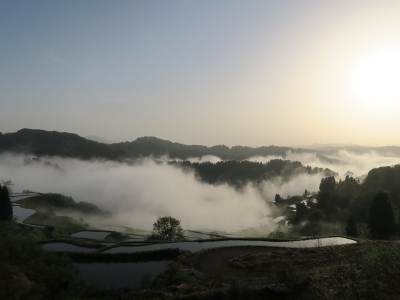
[368,193,396,239]
[346,215,358,236]
[0,184,13,221]
[319,176,336,196]
[274,194,284,203]
[294,202,309,223]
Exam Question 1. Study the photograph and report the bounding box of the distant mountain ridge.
[1,128,400,161]
[0,129,125,160]
[111,136,295,160]
[85,135,112,144]
[0,129,295,160]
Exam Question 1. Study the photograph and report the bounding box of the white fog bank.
[2,150,398,232]
[0,154,270,231]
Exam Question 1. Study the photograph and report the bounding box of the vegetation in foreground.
[0,222,82,300]
[150,241,400,300]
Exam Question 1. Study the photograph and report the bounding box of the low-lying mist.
[1,149,397,233]
[1,154,271,232]
[248,150,399,178]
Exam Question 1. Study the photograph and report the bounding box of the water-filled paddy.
[99,225,126,232]
[272,216,285,223]
[184,230,211,239]
[42,243,96,252]
[73,261,172,288]
[10,194,38,202]
[104,237,356,253]
[125,238,146,242]
[12,205,36,223]
[71,231,111,240]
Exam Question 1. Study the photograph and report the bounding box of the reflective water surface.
[71,231,111,240]
[105,237,356,253]
[12,205,36,223]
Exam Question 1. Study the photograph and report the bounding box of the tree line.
[278,164,400,239]
[0,128,330,161]
[169,159,336,189]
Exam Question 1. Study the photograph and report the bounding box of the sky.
[2,1,400,147]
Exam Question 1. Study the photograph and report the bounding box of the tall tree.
[346,215,359,237]
[0,184,13,221]
[319,176,336,195]
[368,193,396,239]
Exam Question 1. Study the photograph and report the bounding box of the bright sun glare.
[354,51,400,108]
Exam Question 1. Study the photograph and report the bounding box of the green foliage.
[149,216,185,241]
[368,192,396,239]
[268,226,286,239]
[0,222,81,299]
[313,243,400,299]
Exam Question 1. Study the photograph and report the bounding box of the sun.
[353,51,400,109]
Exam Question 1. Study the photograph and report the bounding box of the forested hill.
[169,160,337,188]
[0,129,296,160]
[4,128,397,161]
[0,129,126,160]
[111,136,294,160]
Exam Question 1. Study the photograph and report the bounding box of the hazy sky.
[2,1,400,146]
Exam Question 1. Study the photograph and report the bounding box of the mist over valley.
[2,129,399,235]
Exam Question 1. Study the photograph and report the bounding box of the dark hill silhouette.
[2,129,400,162]
[0,129,126,160]
[111,136,293,160]
[0,129,296,160]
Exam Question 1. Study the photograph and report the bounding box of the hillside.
[111,136,294,160]
[0,129,294,160]
[0,129,127,160]
[2,129,400,161]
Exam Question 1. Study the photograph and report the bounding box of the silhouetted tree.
[346,215,358,237]
[319,176,336,196]
[0,184,13,221]
[294,202,309,223]
[368,193,396,239]
[274,194,284,203]
[316,197,338,216]
[149,216,184,241]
